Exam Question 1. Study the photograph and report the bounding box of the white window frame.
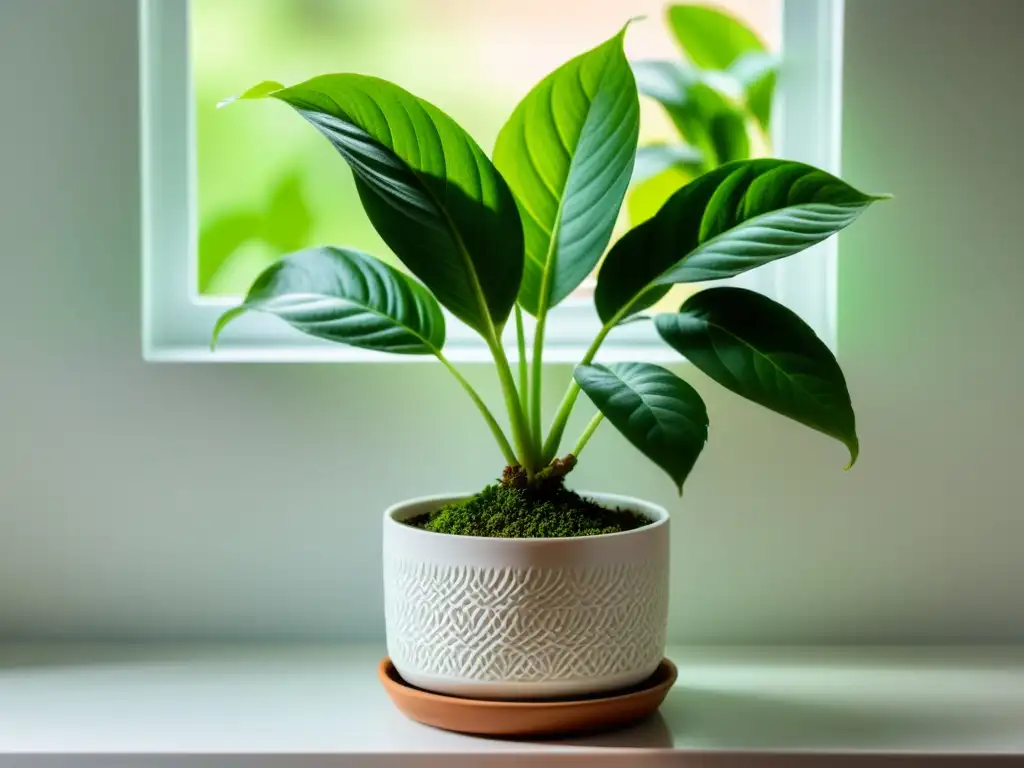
[140,0,843,364]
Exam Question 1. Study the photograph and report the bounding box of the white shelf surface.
[0,644,1022,766]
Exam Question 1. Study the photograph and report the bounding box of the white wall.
[0,0,1021,643]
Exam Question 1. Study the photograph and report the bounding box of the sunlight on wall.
[191,0,780,296]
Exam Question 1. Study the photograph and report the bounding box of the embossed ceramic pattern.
[382,492,670,700]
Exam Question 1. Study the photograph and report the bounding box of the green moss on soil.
[407,482,651,539]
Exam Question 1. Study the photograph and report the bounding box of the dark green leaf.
[211,246,445,355]
[632,60,748,168]
[618,314,653,326]
[667,4,765,70]
[493,26,640,316]
[231,77,523,337]
[575,362,708,493]
[597,159,887,324]
[655,287,858,466]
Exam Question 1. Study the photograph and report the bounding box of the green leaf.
[596,159,888,324]
[655,287,858,466]
[632,60,748,168]
[198,211,262,294]
[633,144,704,185]
[261,172,312,252]
[230,76,523,338]
[667,4,765,71]
[630,145,704,227]
[493,26,640,316]
[731,52,777,131]
[204,239,279,298]
[575,362,708,493]
[218,80,285,108]
[628,164,699,228]
[211,246,445,355]
[707,110,750,167]
[198,173,312,295]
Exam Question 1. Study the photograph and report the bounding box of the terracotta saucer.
[378,657,677,738]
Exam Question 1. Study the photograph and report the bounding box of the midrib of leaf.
[436,193,501,338]
[407,103,501,338]
[701,317,857,465]
[535,44,620,317]
[528,47,624,446]
[657,203,866,282]
[299,84,499,340]
[619,200,868,321]
[706,321,830,406]
[256,293,441,353]
[517,114,557,280]
[373,103,500,340]
[622,372,703,438]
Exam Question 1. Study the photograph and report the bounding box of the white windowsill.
[2,644,1021,765]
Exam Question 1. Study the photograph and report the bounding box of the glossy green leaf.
[596,159,887,324]
[211,246,445,355]
[655,287,858,466]
[667,4,765,71]
[632,60,749,168]
[231,76,523,337]
[493,26,640,316]
[575,363,708,493]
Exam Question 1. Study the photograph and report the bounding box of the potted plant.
[213,24,887,705]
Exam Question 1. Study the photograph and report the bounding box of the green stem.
[530,214,560,470]
[530,307,547,453]
[515,304,529,424]
[541,319,617,464]
[487,335,538,474]
[572,411,605,458]
[437,351,517,466]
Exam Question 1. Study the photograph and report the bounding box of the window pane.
[191,0,780,297]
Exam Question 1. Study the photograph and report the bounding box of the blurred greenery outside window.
[192,0,780,302]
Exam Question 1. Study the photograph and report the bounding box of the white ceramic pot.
[382,492,669,700]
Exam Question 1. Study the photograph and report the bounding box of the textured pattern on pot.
[383,492,670,700]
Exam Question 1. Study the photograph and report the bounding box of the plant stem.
[436,351,517,466]
[487,335,539,475]
[530,307,547,453]
[541,320,617,463]
[530,224,559,470]
[515,304,529,424]
[572,411,605,458]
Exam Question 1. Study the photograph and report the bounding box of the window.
[141,0,842,362]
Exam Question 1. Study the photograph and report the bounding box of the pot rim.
[384,490,669,544]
